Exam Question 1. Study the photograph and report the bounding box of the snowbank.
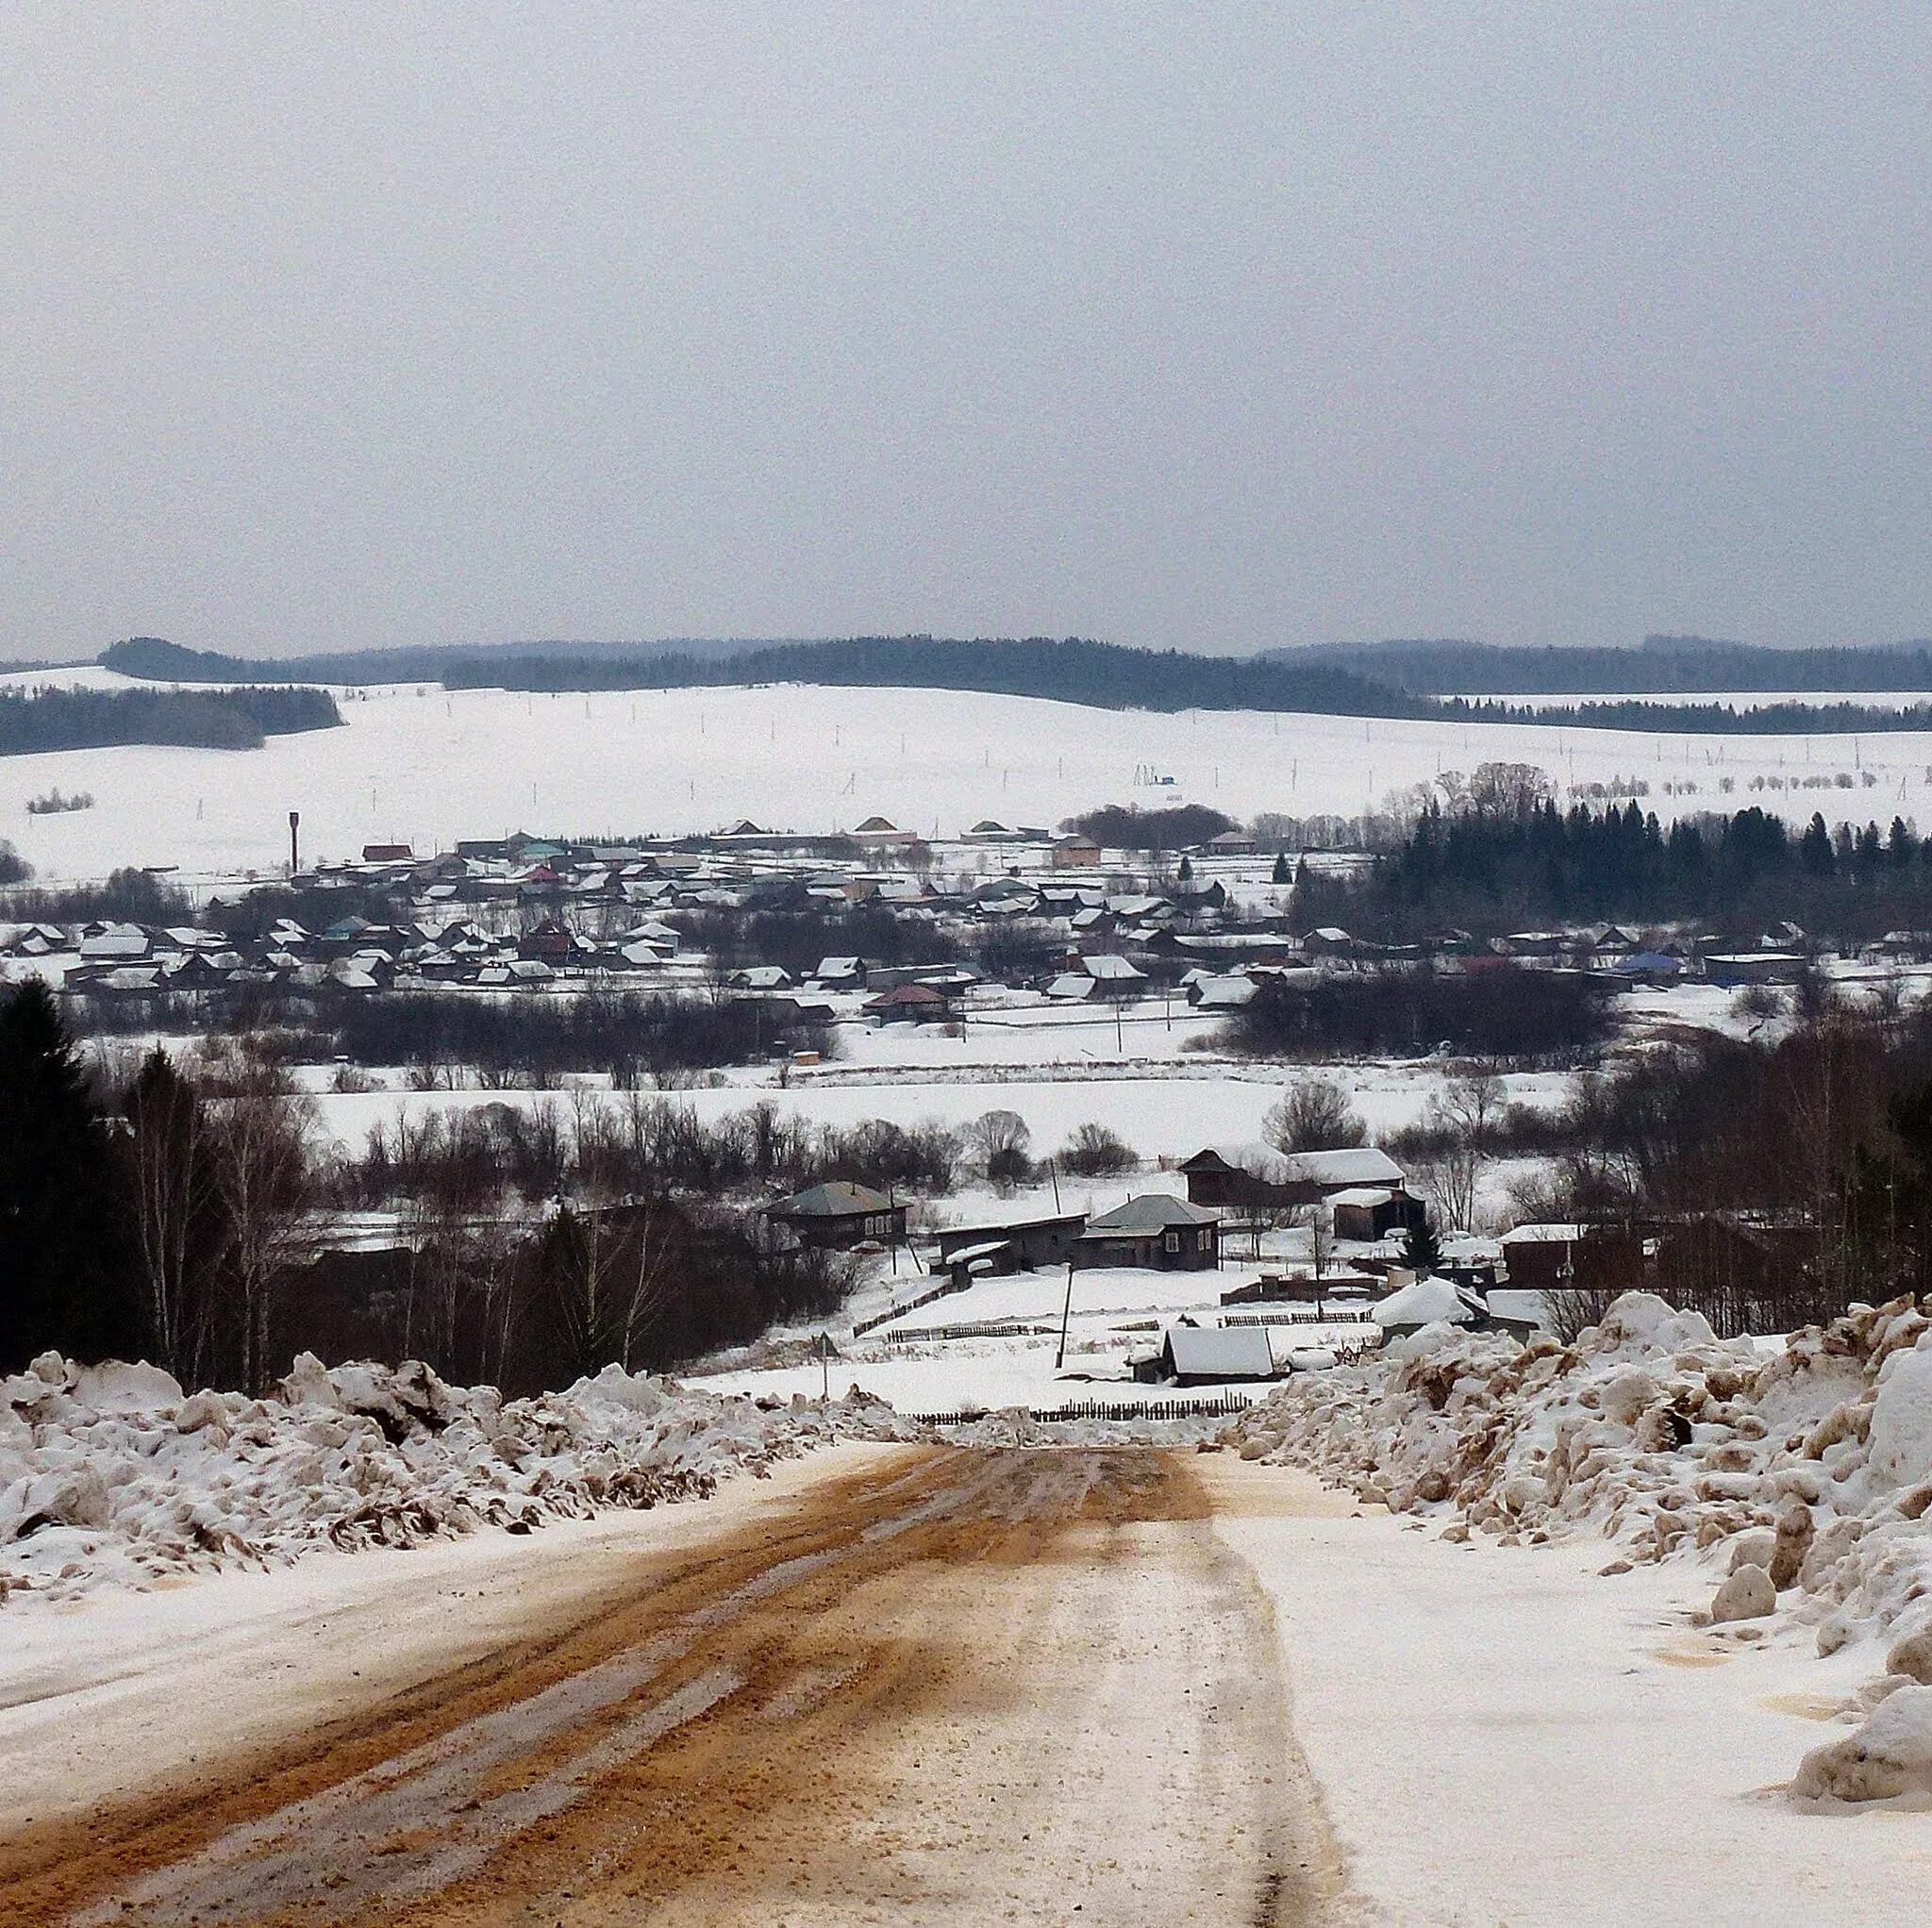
[1224,1289,1932,1800]
[0,1351,924,1607]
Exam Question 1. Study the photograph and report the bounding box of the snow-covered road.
[7,1439,1924,1924]
[0,1444,1349,1926]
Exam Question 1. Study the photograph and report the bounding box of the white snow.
[1224,1288,1932,1803]
[4,672,1926,882]
[0,1351,919,1610]
[1209,1456,1929,1924]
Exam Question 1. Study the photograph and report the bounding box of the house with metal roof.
[761,1181,907,1250]
[1077,1194,1221,1271]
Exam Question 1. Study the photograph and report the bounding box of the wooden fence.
[1222,1309,1380,1329]
[851,1273,966,1338]
[883,1320,1058,1345]
[911,1390,1259,1426]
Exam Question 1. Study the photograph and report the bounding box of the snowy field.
[306,1056,1570,1170]
[7,669,1932,881]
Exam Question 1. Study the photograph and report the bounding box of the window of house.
[1197,1229,1211,1253]
[1163,1231,1180,1254]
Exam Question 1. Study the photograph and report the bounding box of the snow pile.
[0,1350,924,1606]
[1225,1290,1932,1797]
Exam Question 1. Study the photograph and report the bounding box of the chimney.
[289,809,301,875]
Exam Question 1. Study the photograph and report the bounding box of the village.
[5,810,1887,1006]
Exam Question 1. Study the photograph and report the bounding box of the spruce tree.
[1401,1214,1445,1277]
[0,980,136,1368]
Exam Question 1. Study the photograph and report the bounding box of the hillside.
[101,635,778,687]
[107,633,1430,722]
[0,682,341,756]
[4,674,1930,883]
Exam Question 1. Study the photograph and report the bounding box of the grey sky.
[3,4,1928,660]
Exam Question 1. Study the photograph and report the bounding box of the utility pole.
[1048,1157,1061,1214]
[820,1331,831,1403]
[1056,1260,1076,1371]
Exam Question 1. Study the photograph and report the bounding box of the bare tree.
[1407,1144,1483,1238]
[1263,1076,1367,1154]
[125,1048,230,1388]
[1407,1072,1506,1234]
[203,1053,318,1392]
[536,1200,676,1378]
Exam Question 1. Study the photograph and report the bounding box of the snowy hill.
[3,670,1927,882]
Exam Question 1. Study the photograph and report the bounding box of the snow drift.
[1224,1290,1932,1802]
[0,1350,922,1606]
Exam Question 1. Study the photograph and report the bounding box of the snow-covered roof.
[1163,1325,1277,1380]
[1373,1275,1479,1328]
[1080,953,1145,980]
[1328,1187,1394,1207]
[941,1239,1010,1266]
[1485,1289,1551,1329]
[1192,974,1257,1007]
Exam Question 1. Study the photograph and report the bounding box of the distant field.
[4,672,1930,882]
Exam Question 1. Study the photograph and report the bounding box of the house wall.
[1078,1226,1218,1271]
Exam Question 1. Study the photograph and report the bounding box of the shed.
[932,1212,1088,1277]
[1372,1274,1485,1341]
[1180,1143,1405,1211]
[1329,1186,1425,1241]
[1150,1323,1279,1386]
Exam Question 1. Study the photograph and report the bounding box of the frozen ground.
[6,670,1931,880]
[1210,1457,1924,1925]
[1229,1291,1932,1813]
[306,1053,1569,1169]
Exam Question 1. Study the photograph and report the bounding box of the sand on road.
[0,1445,1357,1927]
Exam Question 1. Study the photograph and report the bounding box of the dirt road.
[0,1446,1356,1927]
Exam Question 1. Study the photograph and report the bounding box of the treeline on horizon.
[0,682,341,756]
[1296,797,1932,938]
[106,632,1425,720]
[1274,634,1932,697]
[98,634,1932,735]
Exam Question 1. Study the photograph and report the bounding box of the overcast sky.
[3,6,1928,660]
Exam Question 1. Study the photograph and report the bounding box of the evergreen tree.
[1272,852,1291,886]
[1799,812,1835,877]
[0,981,136,1368]
[1401,1214,1445,1276]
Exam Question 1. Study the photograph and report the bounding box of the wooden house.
[762,1182,907,1251]
[1076,1195,1220,1271]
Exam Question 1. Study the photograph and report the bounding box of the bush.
[1058,1122,1138,1177]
